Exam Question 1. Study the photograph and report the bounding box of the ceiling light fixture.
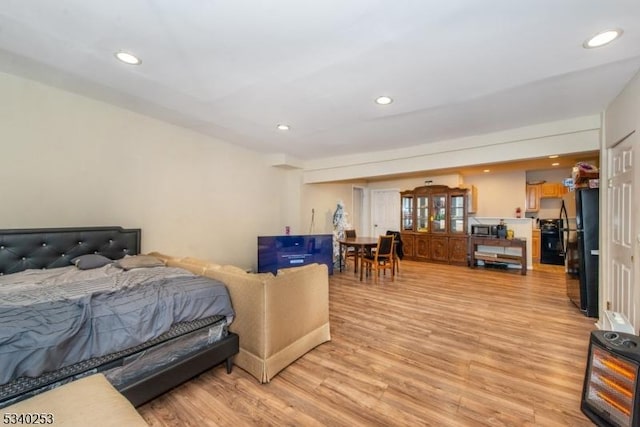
[375,96,393,105]
[552,162,560,166]
[548,155,559,159]
[583,29,623,49]
[483,169,490,173]
[115,51,141,65]
[276,124,290,131]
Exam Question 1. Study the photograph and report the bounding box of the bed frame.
[0,226,239,407]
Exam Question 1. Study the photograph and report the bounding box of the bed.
[0,226,239,408]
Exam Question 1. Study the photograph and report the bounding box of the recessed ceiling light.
[375,96,393,105]
[115,51,141,65]
[583,29,623,49]
[483,169,491,173]
[552,162,560,166]
[276,124,290,131]
[548,155,559,159]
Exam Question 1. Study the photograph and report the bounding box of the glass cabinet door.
[401,195,414,231]
[416,196,429,231]
[431,194,447,233]
[450,194,466,233]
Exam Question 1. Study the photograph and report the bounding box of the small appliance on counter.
[471,224,498,237]
[496,219,507,239]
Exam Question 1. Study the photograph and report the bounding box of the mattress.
[0,315,229,408]
[0,263,235,386]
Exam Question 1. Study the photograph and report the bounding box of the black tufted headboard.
[0,226,141,276]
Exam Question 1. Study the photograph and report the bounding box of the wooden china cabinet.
[400,185,469,266]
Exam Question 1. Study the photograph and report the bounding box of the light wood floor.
[138,261,597,426]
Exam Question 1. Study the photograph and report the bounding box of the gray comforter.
[0,265,234,384]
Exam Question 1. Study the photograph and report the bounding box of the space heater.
[582,330,640,426]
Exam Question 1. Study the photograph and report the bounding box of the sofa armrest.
[205,264,329,359]
[203,268,271,358]
[265,264,329,355]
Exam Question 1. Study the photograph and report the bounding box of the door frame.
[351,185,366,235]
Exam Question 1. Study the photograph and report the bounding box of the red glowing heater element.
[582,331,640,426]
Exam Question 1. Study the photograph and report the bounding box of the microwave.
[471,224,498,236]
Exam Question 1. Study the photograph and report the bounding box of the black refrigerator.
[560,188,599,318]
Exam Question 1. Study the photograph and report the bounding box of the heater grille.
[582,331,640,427]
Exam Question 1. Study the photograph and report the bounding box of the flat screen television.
[257,234,333,275]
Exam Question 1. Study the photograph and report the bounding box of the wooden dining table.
[338,236,379,275]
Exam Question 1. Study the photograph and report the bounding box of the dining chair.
[360,234,395,282]
[386,230,403,274]
[343,229,357,269]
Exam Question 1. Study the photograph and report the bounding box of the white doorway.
[370,189,400,237]
[351,186,365,234]
[607,131,637,331]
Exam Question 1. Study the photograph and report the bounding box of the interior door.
[371,189,400,237]
[608,131,637,331]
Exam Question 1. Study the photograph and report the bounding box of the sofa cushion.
[221,264,248,275]
[179,257,213,268]
[2,374,148,427]
[173,257,220,272]
[114,255,165,270]
[146,251,173,263]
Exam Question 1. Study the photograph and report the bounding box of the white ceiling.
[1,1,639,161]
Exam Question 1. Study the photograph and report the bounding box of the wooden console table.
[469,236,527,275]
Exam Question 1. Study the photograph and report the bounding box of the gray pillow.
[70,254,113,270]
[114,255,165,271]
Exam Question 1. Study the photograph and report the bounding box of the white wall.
[300,183,354,235]
[463,171,526,218]
[526,168,573,183]
[606,72,640,146]
[0,71,289,270]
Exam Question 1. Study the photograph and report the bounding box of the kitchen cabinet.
[400,185,469,266]
[532,229,541,262]
[540,182,566,198]
[526,182,566,212]
[525,184,540,212]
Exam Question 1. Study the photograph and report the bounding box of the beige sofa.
[2,374,148,427]
[149,252,331,383]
